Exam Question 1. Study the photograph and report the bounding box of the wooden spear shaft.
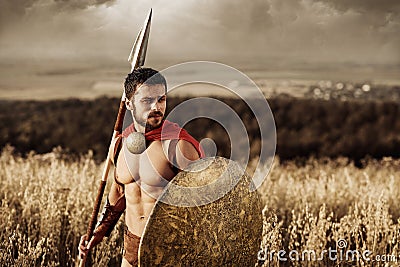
[79,100,126,267]
[78,9,151,266]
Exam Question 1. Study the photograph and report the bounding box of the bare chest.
[115,140,176,187]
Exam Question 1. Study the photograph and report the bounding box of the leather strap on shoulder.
[110,135,123,166]
[168,139,180,174]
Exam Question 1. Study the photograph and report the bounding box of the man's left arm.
[174,140,201,170]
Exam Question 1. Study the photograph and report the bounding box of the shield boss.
[139,157,263,266]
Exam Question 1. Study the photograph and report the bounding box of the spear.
[79,9,152,267]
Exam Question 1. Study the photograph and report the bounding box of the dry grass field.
[1,146,399,266]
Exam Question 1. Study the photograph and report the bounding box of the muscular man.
[79,68,203,266]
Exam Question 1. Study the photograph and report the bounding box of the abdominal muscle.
[116,140,177,237]
[124,183,163,236]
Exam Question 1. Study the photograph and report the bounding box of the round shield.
[139,157,263,266]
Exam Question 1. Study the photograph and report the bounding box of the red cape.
[122,120,204,158]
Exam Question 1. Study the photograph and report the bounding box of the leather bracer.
[94,196,126,237]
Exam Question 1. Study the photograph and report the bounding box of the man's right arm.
[78,180,125,258]
[94,135,126,238]
[95,179,126,236]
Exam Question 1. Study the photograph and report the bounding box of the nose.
[151,101,161,111]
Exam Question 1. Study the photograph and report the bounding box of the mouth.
[148,112,163,119]
[150,116,161,120]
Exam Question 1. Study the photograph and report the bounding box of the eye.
[158,96,166,102]
[141,98,152,104]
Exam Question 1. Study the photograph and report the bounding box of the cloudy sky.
[0,0,399,99]
[1,0,399,65]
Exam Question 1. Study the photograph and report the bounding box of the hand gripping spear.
[79,9,152,267]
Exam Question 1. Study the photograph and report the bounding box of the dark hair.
[124,67,167,100]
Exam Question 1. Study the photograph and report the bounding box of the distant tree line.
[0,97,399,165]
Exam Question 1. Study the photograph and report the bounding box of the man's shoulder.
[176,139,201,162]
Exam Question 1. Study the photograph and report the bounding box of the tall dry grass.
[256,157,400,266]
[0,146,124,266]
[1,146,399,266]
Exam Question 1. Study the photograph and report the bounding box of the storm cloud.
[0,0,115,28]
[0,0,399,66]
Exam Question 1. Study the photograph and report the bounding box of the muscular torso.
[115,140,177,237]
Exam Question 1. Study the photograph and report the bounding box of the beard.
[133,107,164,131]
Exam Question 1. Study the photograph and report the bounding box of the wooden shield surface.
[139,157,263,266]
